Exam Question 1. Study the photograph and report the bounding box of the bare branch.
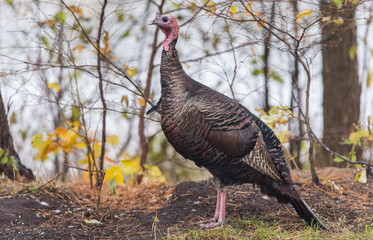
[59,0,154,107]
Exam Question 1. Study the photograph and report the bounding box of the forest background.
[0,0,372,192]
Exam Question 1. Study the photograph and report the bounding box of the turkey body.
[149,13,326,229]
[159,41,289,188]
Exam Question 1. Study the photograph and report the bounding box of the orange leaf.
[68,6,83,16]
[46,19,56,27]
[73,45,84,53]
[138,98,146,107]
[250,47,256,56]
[55,126,67,135]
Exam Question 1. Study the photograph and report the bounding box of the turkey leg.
[198,188,226,228]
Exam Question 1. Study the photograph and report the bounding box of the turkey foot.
[196,189,226,228]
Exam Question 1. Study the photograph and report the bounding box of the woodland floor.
[1,167,373,239]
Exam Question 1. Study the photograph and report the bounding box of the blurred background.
[0,0,372,187]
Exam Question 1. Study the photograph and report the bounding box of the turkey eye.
[162,17,168,22]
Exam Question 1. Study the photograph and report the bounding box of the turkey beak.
[148,12,160,25]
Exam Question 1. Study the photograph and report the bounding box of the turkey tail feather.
[289,196,327,229]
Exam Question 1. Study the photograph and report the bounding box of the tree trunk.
[262,1,276,113]
[319,2,361,167]
[0,88,35,181]
[289,0,303,169]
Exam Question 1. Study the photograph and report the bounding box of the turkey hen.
[148,13,326,229]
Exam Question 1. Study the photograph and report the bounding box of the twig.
[137,0,165,184]
[36,170,68,190]
[59,0,154,107]
[67,165,104,173]
[294,92,373,168]
[311,131,373,168]
[96,0,107,177]
[95,0,108,213]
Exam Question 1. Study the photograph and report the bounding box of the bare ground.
[1,167,373,239]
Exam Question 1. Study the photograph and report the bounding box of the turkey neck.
[160,40,191,102]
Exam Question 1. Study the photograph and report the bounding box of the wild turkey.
[148,13,326,229]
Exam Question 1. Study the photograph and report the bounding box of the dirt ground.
[1,167,373,239]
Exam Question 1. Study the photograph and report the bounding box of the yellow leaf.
[296,10,312,23]
[333,17,344,25]
[268,106,279,115]
[359,129,369,138]
[144,164,166,183]
[138,98,146,107]
[229,5,238,19]
[77,157,88,165]
[204,0,216,14]
[107,135,119,145]
[105,165,124,184]
[67,121,80,132]
[277,130,293,143]
[322,16,331,22]
[58,129,76,143]
[72,45,84,53]
[127,67,137,77]
[31,134,44,149]
[121,95,129,107]
[349,131,357,143]
[75,141,86,149]
[367,69,372,88]
[78,155,94,166]
[93,143,102,157]
[255,107,267,116]
[35,139,58,161]
[48,82,60,93]
[230,5,238,13]
[278,116,289,125]
[59,129,78,152]
[121,160,142,175]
